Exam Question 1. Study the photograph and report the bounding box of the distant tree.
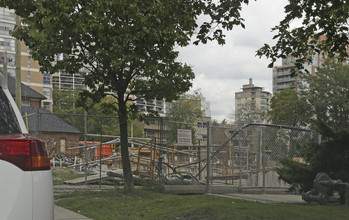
[301,59,349,130]
[269,88,309,127]
[236,100,267,124]
[53,87,83,114]
[257,0,349,70]
[53,87,144,140]
[2,0,254,192]
[212,119,220,126]
[166,91,204,145]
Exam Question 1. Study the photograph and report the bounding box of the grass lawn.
[55,189,349,220]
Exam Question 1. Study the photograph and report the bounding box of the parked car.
[0,73,53,220]
[166,172,204,185]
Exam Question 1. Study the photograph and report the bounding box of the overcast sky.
[178,0,288,123]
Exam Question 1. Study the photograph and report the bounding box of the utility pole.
[15,14,22,111]
[3,51,7,83]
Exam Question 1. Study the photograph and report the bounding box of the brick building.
[22,106,81,155]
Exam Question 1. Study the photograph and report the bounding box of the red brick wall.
[29,131,80,155]
[30,100,41,108]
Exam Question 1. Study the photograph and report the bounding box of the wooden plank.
[63,173,110,185]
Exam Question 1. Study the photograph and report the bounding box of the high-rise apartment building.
[0,7,52,111]
[235,78,271,124]
[52,71,86,90]
[272,57,311,94]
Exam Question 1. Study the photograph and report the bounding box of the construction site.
[39,113,317,195]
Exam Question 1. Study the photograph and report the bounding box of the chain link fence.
[152,120,318,194]
[22,110,318,194]
[208,123,318,194]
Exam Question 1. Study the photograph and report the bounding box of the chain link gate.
[157,120,209,186]
[206,123,318,194]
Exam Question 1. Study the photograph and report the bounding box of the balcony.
[275,77,296,83]
[274,69,292,77]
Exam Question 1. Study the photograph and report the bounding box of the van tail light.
[30,139,51,171]
[0,137,51,171]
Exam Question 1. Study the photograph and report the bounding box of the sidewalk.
[54,205,92,220]
[215,194,307,204]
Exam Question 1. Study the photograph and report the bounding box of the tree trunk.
[118,101,135,193]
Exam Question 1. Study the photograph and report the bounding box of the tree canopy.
[166,90,205,145]
[301,59,349,130]
[235,100,268,124]
[268,88,309,127]
[0,0,253,193]
[257,0,349,69]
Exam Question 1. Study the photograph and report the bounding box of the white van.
[0,72,53,220]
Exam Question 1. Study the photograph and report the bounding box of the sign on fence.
[177,129,192,145]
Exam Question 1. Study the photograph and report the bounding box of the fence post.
[198,141,201,180]
[239,124,242,190]
[255,127,261,187]
[262,126,266,193]
[158,118,164,178]
[99,116,102,190]
[206,121,211,193]
[84,110,88,185]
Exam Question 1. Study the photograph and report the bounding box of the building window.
[0,53,15,67]
[198,134,207,142]
[43,73,50,84]
[0,8,15,21]
[197,121,208,128]
[145,130,155,139]
[43,102,51,111]
[7,53,15,67]
[0,37,15,51]
[27,71,31,83]
[43,87,51,99]
[22,100,30,107]
[313,53,319,66]
[27,56,31,68]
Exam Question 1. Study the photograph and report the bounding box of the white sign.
[177,129,192,145]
